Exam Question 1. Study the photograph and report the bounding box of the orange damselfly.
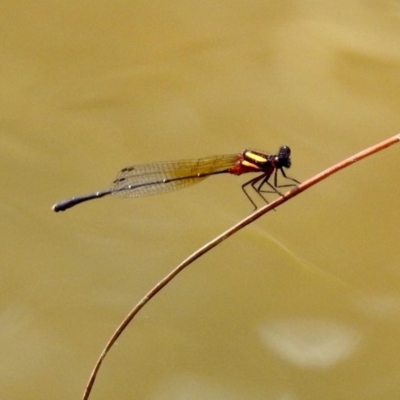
[52,146,299,212]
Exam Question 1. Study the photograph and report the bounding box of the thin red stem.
[82,133,400,400]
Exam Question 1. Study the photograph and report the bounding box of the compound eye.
[279,145,291,157]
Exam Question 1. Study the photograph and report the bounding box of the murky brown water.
[1,1,400,399]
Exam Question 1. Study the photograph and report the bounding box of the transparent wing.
[110,154,239,198]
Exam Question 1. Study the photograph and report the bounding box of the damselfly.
[52,146,299,212]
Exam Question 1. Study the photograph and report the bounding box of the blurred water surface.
[1,1,400,399]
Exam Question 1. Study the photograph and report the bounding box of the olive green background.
[1,1,400,399]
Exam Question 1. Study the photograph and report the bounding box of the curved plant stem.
[82,134,400,400]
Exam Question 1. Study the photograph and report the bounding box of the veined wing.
[110,153,239,198]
